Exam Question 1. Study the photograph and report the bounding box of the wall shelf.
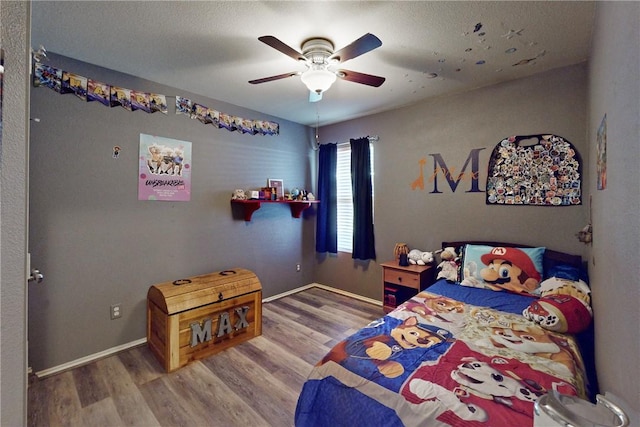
[231,199,320,221]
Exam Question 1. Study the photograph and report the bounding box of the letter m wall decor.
[426,148,486,194]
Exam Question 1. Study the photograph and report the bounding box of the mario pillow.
[460,245,545,295]
[523,295,592,333]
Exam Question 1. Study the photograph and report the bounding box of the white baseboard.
[261,283,317,302]
[34,284,381,379]
[35,337,147,379]
[262,282,382,307]
[305,282,382,307]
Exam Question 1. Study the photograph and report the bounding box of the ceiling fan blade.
[258,36,305,62]
[337,69,386,87]
[329,33,382,63]
[249,72,300,85]
[309,91,323,103]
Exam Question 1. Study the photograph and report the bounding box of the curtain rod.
[337,135,379,144]
[312,135,379,151]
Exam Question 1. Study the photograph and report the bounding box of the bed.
[295,241,597,427]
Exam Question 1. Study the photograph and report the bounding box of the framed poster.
[139,134,192,201]
[268,179,284,200]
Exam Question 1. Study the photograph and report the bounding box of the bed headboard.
[442,241,582,269]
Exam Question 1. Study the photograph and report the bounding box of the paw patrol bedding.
[295,279,589,427]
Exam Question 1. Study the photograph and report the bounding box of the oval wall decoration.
[486,134,582,206]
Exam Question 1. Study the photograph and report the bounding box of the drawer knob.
[218,292,224,301]
[397,276,402,282]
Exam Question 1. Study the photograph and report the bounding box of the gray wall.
[28,53,316,370]
[316,64,589,301]
[312,3,640,412]
[587,2,640,413]
[1,1,30,425]
[3,4,636,424]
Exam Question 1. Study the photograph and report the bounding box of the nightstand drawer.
[383,269,420,289]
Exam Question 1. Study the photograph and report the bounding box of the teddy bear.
[436,246,460,282]
[408,249,434,265]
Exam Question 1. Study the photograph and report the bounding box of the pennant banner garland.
[33,62,278,136]
[87,79,110,106]
[33,63,63,92]
[62,72,87,101]
[176,97,279,136]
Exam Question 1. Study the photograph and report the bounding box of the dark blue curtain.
[315,143,337,253]
[351,138,376,260]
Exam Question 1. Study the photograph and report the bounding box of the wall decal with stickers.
[486,134,582,206]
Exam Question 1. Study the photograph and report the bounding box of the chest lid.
[147,268,261,315]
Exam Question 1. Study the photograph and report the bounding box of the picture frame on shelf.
[267,179,284,200]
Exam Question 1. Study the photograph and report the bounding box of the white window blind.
[336,142,374,253]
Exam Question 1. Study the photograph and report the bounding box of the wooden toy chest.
[147,268,262,372]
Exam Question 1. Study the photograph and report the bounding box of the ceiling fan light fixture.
[300,67,336,94]
[251,34,384,99]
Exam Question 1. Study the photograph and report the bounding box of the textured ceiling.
[30,1,596,127]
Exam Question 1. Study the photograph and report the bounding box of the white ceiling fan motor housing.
[301,38,334,65]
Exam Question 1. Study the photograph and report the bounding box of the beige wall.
[587,1,640,414]
[316,64,589,301]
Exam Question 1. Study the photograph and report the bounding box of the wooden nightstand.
[381,261,434,313]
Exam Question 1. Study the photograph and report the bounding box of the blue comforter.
[295,279,588,427]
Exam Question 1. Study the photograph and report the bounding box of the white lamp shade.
[300,68,337,94]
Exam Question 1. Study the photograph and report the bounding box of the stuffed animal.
[408,249,434,266]
[523,296,592,334]
[421,251,435,265]
[440,247,457,261]
[436,246,460,282]
[231,189,247,200]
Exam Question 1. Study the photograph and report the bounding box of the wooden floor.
[27,287,383,427]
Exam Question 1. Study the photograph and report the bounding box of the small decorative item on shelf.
[260,187,272,200]
[267,179,284,200]
[231,189,247,200]
[394,243,410,260]
[399,253,409,266]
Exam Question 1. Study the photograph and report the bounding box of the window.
[336,142,374,253]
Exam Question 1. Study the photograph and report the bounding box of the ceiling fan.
[249,33,386,102]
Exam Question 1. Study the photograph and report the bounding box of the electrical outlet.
[110,303,122,320]
[296,264,301,272]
